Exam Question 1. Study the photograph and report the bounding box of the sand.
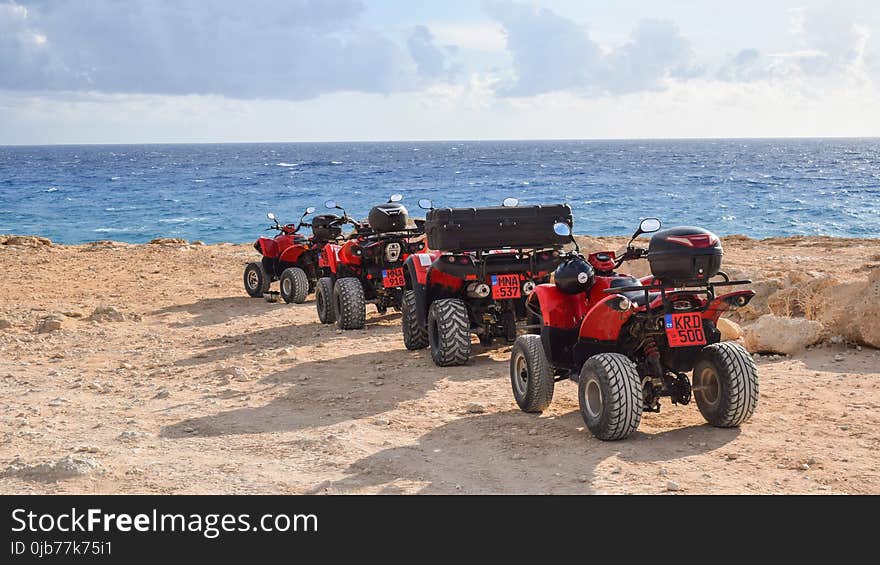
[0,235,878,494]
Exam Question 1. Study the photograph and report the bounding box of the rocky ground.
[0,234,878,494]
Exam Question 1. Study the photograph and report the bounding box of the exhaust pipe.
[466,282,491,298]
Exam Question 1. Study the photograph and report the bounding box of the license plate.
[382,267,405,288]
[491,274,521,299]
[665,312,707,347]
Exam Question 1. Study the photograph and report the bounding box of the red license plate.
[491,274,521,299]
[665,312,707,347]
[382,267,405,288]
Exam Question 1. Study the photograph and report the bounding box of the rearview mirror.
[639,218,661,234]
[324,200,337,209]
[553,222,572,237]
[305,206,316,214]
[267,212,276,221]
[418,198,433,210]
[389,193,403,203]
[502,197,519,207]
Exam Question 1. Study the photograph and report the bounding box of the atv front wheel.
[244,262,270,298]
[692,342,758,428]
[316,277,336,324]
[510,334,554,412]
[279,267,309,304]
[402,290,428,350]
[578,353,643,441]
[427,298,471,366]
[333,277,366,330]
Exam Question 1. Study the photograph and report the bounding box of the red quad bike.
[244,206,343,303]
[401,198,571,367]
[511,218,758,441]
[315,194,428,330]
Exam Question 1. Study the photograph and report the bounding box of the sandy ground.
[1,235,879,494]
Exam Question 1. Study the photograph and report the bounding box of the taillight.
[665,234,717,248]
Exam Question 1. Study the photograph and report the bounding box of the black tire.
[510,334,554,412]
[279,267,309,304]
[402,290,428,350]
[333,277,366,330]
[578,353,643,441]
[316,277,336,324]
[427,298,471,366]
[244,262,270,298]
[692,342,759,428]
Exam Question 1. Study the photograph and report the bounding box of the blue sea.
[0,139,878,244]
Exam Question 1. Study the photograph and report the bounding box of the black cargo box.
[311,214,343,242]
[368,202,409,233]
[648,226,723,283]
[425,204,572,252]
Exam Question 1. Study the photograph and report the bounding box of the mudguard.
[578,294,636,341]
[321,243,341,274]
[279,243,308,265]
[530,284,589,330]
[703,289,756,322]
[256,237,279,259]
[404,253,438,330]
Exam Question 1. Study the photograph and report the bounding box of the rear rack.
[602,272,752,310]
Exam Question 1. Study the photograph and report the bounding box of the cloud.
[484,1,699,97]
[407,25,458,81]
[0,0,422,99]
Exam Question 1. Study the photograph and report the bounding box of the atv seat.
[609,277,660,306]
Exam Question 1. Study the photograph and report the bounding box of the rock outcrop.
[743,315,824,354]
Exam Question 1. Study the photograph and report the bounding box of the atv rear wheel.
[402,290,428,350]
[244,262,270,298]
[333,277,366,330]
[693,342,758,428]
[578,353,643,441]
[427,298,471,366]
[316,277,336,324]
[279,267,309,304]
[510,334,554,412]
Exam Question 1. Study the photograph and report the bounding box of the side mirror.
[553,222,572,237]
[267,212,276,221]
[502,197,519,207]
[639,218,661,234]
[324,200,337,209]
[305,206,316,215]
[389,193,403,203]
[418,198,434,210]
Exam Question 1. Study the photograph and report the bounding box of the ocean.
[0,139,878,244]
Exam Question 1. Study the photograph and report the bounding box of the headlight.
[385,242,402,262]
[612,296,632,311]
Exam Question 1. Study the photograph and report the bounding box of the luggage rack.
[602,271,752,308]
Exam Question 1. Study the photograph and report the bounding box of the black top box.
[425,204,573,252]
[647,226,723,283]
[311,214,343,242]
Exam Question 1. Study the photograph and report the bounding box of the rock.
[117,430,144,441]
[819,267,880,348]
[153,387,170,399]
[148,237,187,245]
[89,306,125,323]
[3,455,98,481]
[373,418,391,426]
[36,316,65,333]
[0,318,12,329]
[743,315,824,354]
[725,453,739,461]
[798,463,810,471]
[465,402,486,414]
[0,235,52,247]
[716,318,743,341]
[216,366,250,382]
[833,354,844,362]
[830,335,844,345]
[47,397,68,407]
[74,445,100,453]
[666,481,681,492]
[191,240,205,246]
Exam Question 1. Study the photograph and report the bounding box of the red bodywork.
[531,249,755,343]
[256,229,308,260]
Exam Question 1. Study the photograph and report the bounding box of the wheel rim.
[584,378,603,419]
[282,277,291,295]
[247,269,259,290]
[696,366,721,406]
[513,352,528,396]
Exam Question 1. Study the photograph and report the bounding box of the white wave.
[192,179,206,183]
[159,216,208,224]
[276,162,299,168]
[330,160,343,165]
[46,187,58,192]
[93,227,130,233]
[110,176,121,181]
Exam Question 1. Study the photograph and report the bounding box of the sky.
[1,0,879,144]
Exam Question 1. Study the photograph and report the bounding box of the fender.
[404,254,435,330]
[703,289,756,322]
[530,284,589,330]
[579,294,636,341]
[256,237,279,259]
[321,243,341,274]
[338,239,363,268]
[279,243,308,265]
